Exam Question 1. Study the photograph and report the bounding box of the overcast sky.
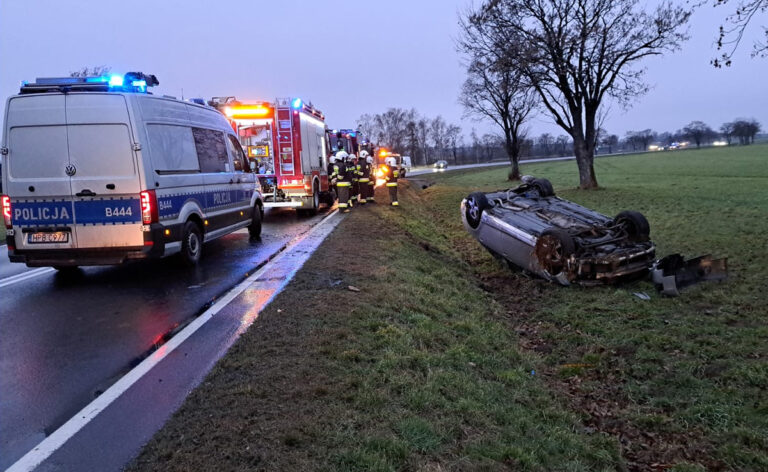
[1,0,765,139]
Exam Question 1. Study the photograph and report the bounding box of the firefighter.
[349,153,359,206]
[366,154,376,202]
[332,149,351,212]
[384,156,400,206]
[327,154,338,204]
[357,151,372,204]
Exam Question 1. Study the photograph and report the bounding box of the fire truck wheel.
[248,204,262,239]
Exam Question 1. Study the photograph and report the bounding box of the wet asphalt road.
[0,207,330,470]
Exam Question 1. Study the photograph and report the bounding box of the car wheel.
[615,210,650,242]
[531,178,555,197]
[465,192,490,229]
[535,229,575,278]
[181,221,203,266]
[248,204,262,239]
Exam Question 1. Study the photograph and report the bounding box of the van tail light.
[140,190,158,225]
[2,195,11,229]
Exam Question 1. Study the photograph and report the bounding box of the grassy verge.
[130,144,767,471]
[128,183,622,471]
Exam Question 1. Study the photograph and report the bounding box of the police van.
[0,72,264,269]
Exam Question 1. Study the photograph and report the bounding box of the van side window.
[192,128,229,173]
[147,124,199,173]
[226,135,248,172]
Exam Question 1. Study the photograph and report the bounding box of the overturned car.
[461,177,656,285]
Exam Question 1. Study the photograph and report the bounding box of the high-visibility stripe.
[337,182,352,187]
[359,199,367,203]
[386,183,398,187]
[338,203,348,208]
[358,178,370,183]
[392,202,399,206]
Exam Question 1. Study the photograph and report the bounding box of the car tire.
[248,204,262,239]
[535,228,575,278]
[181,221,203,266]
[615,210,650,241]
[532,178,555,197]
[465,192,491,229]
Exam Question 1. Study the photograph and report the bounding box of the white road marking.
[6,209,342,472]
[0,267,55,288]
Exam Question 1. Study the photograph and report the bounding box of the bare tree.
[69,66,111,78]
[538,133,554,155]
[682,121,716,147]
[709,0,767,67]
[430,116,448,161]
[601,134,619,154]
[458,19,537,180]
[467,0,690,188]
[732,118,761,144]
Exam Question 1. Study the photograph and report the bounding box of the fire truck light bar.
[225,105,273,119]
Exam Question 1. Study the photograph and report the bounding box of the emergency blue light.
[108,75,124,87]
[292,98,302,109]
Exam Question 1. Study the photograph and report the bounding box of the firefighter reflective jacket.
[332,164,351,187]
[385,166,399,186]
[357,161,371,182]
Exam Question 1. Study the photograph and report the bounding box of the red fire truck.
[212,97,332,213]
[326,129,375,157]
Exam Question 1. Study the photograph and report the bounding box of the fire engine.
[326,129,375,158]
[212,97,332,213]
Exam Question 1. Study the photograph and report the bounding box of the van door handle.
[106,183,116,190]
[229,179,234,184]
[76,189,97,197]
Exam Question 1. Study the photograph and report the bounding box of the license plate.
[28,232,70,244]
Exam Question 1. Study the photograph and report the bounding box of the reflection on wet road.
[0,207,329,470]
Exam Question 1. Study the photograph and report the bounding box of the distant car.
[461,177,655,285]
[434,160,448,170]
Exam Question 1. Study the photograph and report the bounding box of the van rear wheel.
[181,221,203,266]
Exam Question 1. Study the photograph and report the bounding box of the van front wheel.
[181,221,203,266]
[248,204,262,239]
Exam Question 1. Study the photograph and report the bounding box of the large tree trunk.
[504,132,520,181]
[572,136,598,189]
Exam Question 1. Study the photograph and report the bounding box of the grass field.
[130,144,767,471]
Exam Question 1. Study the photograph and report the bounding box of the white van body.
[2,87,263,267]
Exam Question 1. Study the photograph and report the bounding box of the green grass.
[419,144,768,470]
[130,144,767,471]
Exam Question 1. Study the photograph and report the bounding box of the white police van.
[1,72,264,269]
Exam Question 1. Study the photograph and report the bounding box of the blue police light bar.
[19,72,159,95]
[292,97,302,109]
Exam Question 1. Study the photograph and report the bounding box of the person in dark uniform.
[332,150,351,212]
[384,157,399,206]
[349,153,359,206]
[357,151,371,204]
[327,154,338,204]
[366,154,376,203]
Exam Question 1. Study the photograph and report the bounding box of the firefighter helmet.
[366,156,373,164]
[336,150,349,160]
[385,157,396,167]
[329,155,337,164]
[360,150,369,158]
[349,153,357,161]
